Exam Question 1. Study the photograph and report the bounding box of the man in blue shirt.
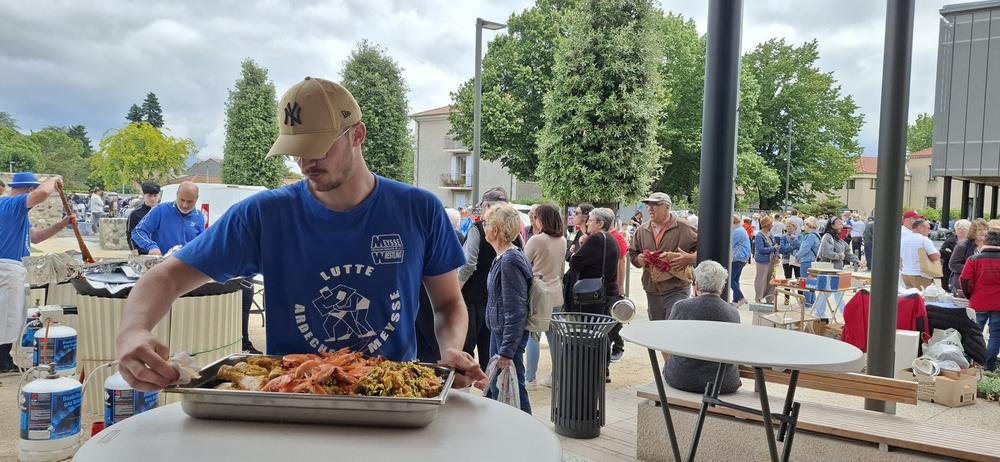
[0,173,76,372]
[116,77,486,391]
[130,181,203,255]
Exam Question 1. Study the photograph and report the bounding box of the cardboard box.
[898,368,977,407]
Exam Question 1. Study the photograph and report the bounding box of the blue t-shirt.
[0,195,32,261]
[175,176,466,360]
[131,202,204,253]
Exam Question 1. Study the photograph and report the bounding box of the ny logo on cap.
[284,102,303,126]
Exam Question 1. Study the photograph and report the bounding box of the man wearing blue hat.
[0,173,76,373]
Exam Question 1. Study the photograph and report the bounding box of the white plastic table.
[622,320,863,462]
[75,392,560,462]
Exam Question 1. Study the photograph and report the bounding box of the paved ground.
[0,237,997,461]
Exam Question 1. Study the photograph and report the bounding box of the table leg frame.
[647,349,682,462]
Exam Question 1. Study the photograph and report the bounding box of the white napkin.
[168,352,201,386]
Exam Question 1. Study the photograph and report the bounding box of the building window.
[926,197,937,208]
[870,179,877,189]
[846,179,856,189]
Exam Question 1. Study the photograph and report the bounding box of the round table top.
[621,320,864,372]
[74,393,560,462]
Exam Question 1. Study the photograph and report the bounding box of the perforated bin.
[549,312,616,438]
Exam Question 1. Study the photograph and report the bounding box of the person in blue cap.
[0,173,76,373]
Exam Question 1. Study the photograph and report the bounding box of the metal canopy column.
[961,180,971,219]
[992,186,998,219]
[975,182,986,218]
[941,176,952,226]
[697,0,744,299]
[866,0,915,414]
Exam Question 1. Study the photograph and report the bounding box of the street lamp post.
[473,17,506,205]
[784,120,793,212]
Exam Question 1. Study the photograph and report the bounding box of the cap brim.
[266,131,339,159]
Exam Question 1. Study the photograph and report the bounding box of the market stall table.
[622,320,863,462]
[74,392,561,462]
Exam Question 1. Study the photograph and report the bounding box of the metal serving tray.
[165,353,456,428]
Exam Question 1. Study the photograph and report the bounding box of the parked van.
[159,183,267,228]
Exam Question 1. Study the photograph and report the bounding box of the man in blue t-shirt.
[0,173,76,372]
[116,77,487,392]
[131,181,203,255]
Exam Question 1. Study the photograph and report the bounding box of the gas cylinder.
[32,324,77,377]
[19,364,83,461]
[104,371,159,426]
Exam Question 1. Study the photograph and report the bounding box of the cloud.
[0,0,945,164]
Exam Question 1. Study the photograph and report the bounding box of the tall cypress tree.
[221,58,284,188]
[537,0,662,204]
[141,92,165,128]
[340,40,413,183]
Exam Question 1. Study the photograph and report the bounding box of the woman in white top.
[523,203,567,389]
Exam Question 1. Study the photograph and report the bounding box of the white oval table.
[75,392,561,462]
[622,320,864,462]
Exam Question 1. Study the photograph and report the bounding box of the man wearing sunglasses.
[116,77,486,391]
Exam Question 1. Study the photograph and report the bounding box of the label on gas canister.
[21,325,39,348]
[33,336,77,371]
[105,389,159,425]
[20,389,82,440]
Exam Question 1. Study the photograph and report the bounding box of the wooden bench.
[637,368,1000,461]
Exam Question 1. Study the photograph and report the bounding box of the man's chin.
[309,178,343,192]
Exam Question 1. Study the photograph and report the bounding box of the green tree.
[537,0,662,204]
[341,40,414,183]
[126,104,144,123]
[141,92,165,128]
[64,125,93,157]
[0,127,40,172]
[907,113,933,153]
[90,122,194,189]
[448,0,576,180]
[744,39,864,208]
[220,58,285,188]
[0,112,18,130]
[30,128,89,189]
[793,196,846,218]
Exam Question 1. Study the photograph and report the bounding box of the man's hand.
[62,214,77,228]
[148,248,163,256]
[439,347,488,389]
[636,253,648,267]
[116,327,179,391]
[669,248,696,268]
[496,356,513,369]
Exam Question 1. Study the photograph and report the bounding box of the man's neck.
[652,215,672,228]
[309,165,376,212]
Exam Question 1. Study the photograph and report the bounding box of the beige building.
[835,148,992,220]
[410,106,539,208]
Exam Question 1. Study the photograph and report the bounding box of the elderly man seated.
[662,260,742,394]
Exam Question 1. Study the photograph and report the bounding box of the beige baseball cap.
[266,76,362,159]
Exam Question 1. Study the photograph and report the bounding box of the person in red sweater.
[959,230,1000,371]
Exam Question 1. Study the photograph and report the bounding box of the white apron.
[0,259,27,345]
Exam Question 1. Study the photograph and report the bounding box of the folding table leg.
[688,363,724,461]
[780,402,801,462]
[777,370,799,441]
[754,367,780,462]
[647,349,682,462]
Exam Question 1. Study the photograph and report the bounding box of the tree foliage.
[907,112,933,153]
[537,0,662,204]
[793,196,846,218]
[744,39,864,208]
[126,104,144,124]
[141,92,165,128]
[449,0,576,180]
[90,122,194,189]
[0,127,41,172]
[30,128,89,190]
[64,125,93,157]
[0,112,18,130]
[220,58,285,188]
[341,40,414,183]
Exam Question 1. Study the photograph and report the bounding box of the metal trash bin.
[550,312,616,438]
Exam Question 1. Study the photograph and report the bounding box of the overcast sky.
[0,0,952,162]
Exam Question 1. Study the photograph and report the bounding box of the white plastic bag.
[482,355,520,410]
[928,328,963,349]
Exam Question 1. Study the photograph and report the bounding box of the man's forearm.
[433,298,469,354]
[30,221,67,244]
